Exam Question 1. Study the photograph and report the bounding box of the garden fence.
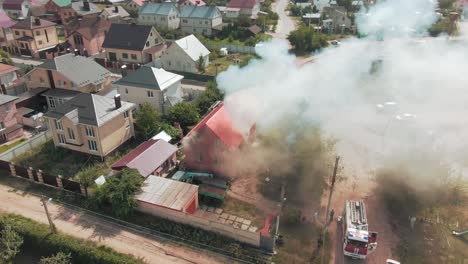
[0,130,52,161]
[202,42,257,55]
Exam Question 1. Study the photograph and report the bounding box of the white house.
[138,2,180,30]
[160,34,210,73]
[113,66,184,113]
[180,5,222,36]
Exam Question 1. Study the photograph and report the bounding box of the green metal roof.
[52,0,71,7]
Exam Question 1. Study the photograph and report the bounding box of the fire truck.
[341,200,378,259]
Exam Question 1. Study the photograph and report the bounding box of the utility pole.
[41,196,56,234]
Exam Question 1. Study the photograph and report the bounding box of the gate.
[0,160,10,171]
[61,178,81,193]
[14,165,29,179]
[42,173,58,187]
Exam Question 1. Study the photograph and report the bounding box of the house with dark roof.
[160,34,210,73]
[58,0,100,25]
[112,138,178,177]
[0,94,24,142]
[113,66,183,113]
[102,23,165,64]
[10,16,60,59]
[0,10,17,48]
[180,5,222,36]
[138,2,180,30]
[65,16,111,56]
[23,53,112,107]
[2,0,32,19]
[225,0,260,20]
[44,93,135,158]
[183,102,256,176]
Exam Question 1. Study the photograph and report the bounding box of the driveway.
[11,55,44,66]
[270,0,297,40]
[0,183,225,264]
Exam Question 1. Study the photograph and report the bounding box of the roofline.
[185,101,224,139]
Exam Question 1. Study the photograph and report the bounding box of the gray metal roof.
[174,34,210,61]
[139,2,178,16]
[180,5,220,19]
[37,54,111,87]
[113,66,183,90]
[0,94,18,105]
[42,88,81,99]
[71,1,101,16]
[44,93,135,127]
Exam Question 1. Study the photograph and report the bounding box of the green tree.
[238,15,252,27]
[198,55,205,72]
[0,224,23,263]
[160,123,182,141]
[428,18,451,37]
[0,50,12,64]
[166,102,200,131]
[195,81,224,115]
[135,102,161,141]
[336,0,353,11]
[287,25,328,55]
[39,252,72,264]
[438,0,456,10]
[94,169,144,218]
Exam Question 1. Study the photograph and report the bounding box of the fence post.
[37,169,44,184]
[27,166,34,181]
[80,185,88,197]
[9,162,16,177]
[56,175,63,189]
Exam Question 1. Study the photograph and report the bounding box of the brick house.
[44,93,135,158]
[43,0,72,23]
[0,94,24,142]
[225,0,260,20]
[64,16,111,56]
[0,63,20,95]
[183,102,256,176]
[58,0,101,25]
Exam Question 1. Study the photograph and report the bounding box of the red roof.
[227,0,257,9]
[0,10,16,28]
[2,0,23,10]
[186,102,246,149]
[131,0,145,6]
[0,63,18,75]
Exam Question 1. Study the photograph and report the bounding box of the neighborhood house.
[65,16,112,56]
[138,2,180,30]
[180,5,223,36]
[160,34,210,73]
[0,94,24,142]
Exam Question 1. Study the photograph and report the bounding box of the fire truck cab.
[342,200,378,259]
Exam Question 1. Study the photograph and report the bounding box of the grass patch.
[0,138,26,153]
[204,54,256,75]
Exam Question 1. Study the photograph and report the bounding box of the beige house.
[44,93,135,158]
[160,34,209,73]
[10,16,59,58]
[180,5,222,36]
[102,23,165,64]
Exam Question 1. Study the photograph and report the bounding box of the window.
[123,111,129,119]
[146,41,149,47]
[35,30,40,36]
[205,21,208,25]
[160,17,164,21]
[0,122,4,130]
[196,152,202,162]
[27,75,31,81]
[58,98,65,105]
[48,97,56,108]
[85,126,95,137]
[88,140,98,152]
[73,34,83,45]
[122,53,128,59]
[44,29,49,42]
[67,128,75,141]
[55,119,63,130]
[40,78,45,84]
[58,134,66,144]
[131,54,137,60]
[15,31,19,36]
[125,88,128,94]
[57,80,63,87]
[5,104,11,112]
[147,90,154,97]
[38,40,43,45]
[182,19,188,23]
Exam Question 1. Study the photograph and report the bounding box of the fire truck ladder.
[350,200,368,229]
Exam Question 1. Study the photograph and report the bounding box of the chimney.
[121,65,127,77]
[83,0,90,11]
[114,94,121,109]
[114,6,118,13]
[34,17,41,26]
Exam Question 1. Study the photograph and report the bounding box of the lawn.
[204,54,256,76]
[0,138,26,154]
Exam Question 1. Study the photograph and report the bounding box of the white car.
[386,260,400,264]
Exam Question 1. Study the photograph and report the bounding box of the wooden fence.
[0,159,87,196]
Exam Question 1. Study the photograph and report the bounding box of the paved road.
[11,55,44,66]
[270,0,296,39]
[0,183,224,264]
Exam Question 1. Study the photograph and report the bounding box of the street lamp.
[41,196,56,234]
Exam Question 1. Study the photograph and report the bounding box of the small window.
[0,122,4,130]
[58,134,66,144]
[123,111,129,119]
[40,78,45,84]
[55,119,63,130]
[205,21,208,25]
[147,90,154,97]
[48,97,56,108]
[131,54,137,60]
[125,88,128,94]
[85,126,95,137]
[5,104,11,113]
[27,75,31,81]
[182,19,188,23]
[57,80,63,87]
[35,31,40,36]
[15,31,19,36]
[67,128,75,141]
[122,53,128,59]
[146,41,149,47]
[88,140,98,152]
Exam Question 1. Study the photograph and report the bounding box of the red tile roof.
[131,0,145,6]
[186,102,245,149]
[0,63,18,75]
[0,10,16,28]
[227,0,257,9]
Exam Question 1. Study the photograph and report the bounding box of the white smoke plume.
[217,0,468,176]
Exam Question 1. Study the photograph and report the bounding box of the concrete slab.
[236,217,245,223]
[243,219,252,225]
[228,215,237,221]
[248,226,258,232]
[241,224,249,230]
[226,220,234,225]
[220,213,229,219]
[215,208,223,214]
[233,222,241,229]
[207,207,215,212]
[219,218,227,224]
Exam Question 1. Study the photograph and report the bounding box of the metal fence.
[0,130,53,161]
[203,42,257,55]
[43,173,58,187]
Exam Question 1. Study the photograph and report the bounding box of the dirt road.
[270,0,296,40]
[0,184,224,264]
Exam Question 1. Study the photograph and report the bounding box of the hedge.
[0,215,143,264]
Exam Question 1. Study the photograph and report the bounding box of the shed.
[137,176,199,214]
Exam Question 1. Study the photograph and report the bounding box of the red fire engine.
[341,200,378,259]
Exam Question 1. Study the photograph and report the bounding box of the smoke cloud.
[217,0,468,178]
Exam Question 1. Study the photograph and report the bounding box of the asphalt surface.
[270,0,296,39]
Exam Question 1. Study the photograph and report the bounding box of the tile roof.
[41,88,81,99]
[0,63,19,75]
[37,54,110,87]
[112,139,177,177]
[137,175,198,211]
[174,34,210,61]
[12,16,56,29]
[3,0,24,10]
[102,23,153,51]
[139,2,178,16]
[65,16,111,40]
[227,0,257,9]
[50,0,71,7]
[113,66,183,91]
[0,10,16,28]
[44,93,135,126]
[180,5,220,19]
[0,94,18,105]
[71,1,101,16]
[186,102,245,149]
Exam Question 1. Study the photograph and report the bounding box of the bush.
[288,25,329,55]
[0,215,143,264]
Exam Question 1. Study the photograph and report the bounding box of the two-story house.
[0,94,24,142]
[44,93,136,159]
[113,66,183,113]
[183,102,255,176]
[10,17,59,58]
[58,0,100,25]
[102,23,165,64]
[23,53,112,107]
[225,0,260,20]
[65,16,111,56]
[160,34,209,73]
[0,63,19,94]
[138,2,180,30]
[43,0,72,23]
[180,5,222,36]
[0,10,16,50]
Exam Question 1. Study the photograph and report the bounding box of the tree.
[135,102,161,141]
[428,18,451,37]
[198,55,205,73]
[195,81,224,115]
[238,15,251,27]
[0,224,23,263]
[39,252,72,264]
[94,169,144,218]
[0,50,12,64]
[287,25,328,55]
[166,102,200,131]
[160,123,182,141]
[336,0,352,11]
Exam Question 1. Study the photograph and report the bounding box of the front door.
[108,52,117,62]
